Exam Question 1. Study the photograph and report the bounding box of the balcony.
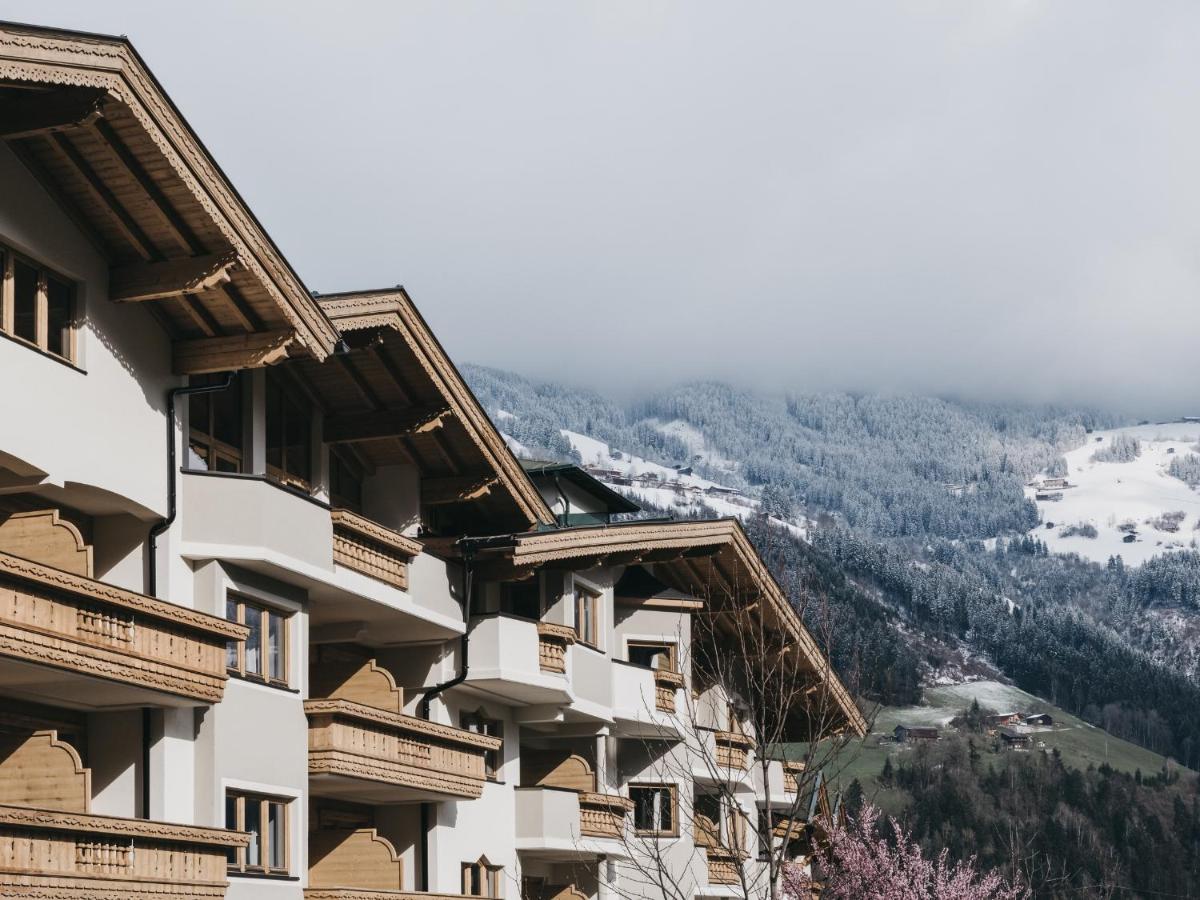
[0,803,248,898]
[464,615,571,706]
[611,661,683,740]
[0,548,245,707]
[306,698,501,803]
[705,846,742,886]
[715,731,753,770]
[515,786,633,860]
[331,508,422,591]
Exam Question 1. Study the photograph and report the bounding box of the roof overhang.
[281,288,554,533]
[439,518,867,738]
[0,22,338,367]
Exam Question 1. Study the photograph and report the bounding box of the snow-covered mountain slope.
[1027,423,1200,565]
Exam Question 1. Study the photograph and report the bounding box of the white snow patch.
[649,419,740,475]
[1027,423,1200,566]
[494,409,517,422]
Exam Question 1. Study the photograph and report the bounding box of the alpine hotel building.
[0,22,865,900]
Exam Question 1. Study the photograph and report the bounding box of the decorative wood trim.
[706,846,742,885]
[324,406,451,445]
[0,25,340,357]
[330,510,420,591]
[577,791,634,839]
[304,892,478,900]
[0,550,246,704]
[110,252,238,303]
[714,730,753,770]
[422,474,498,507]
[0,803,248,899]
[535,622,575,674]
[0,509,93,577]
[308,827,402,891]
[172,329,294,375]
[305,698,501,800]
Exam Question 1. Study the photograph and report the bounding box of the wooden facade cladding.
[330,509,422,591]
[305,699,502,800]
[654,668,684,713]
[0,803,248,899]
[782,760,806,794]
[0,551,247,704]
[714,731,753,770]
[535,622,575,674]
[577,792,634,839]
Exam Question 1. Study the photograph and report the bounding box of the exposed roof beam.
[422,474,498,506]
[323,406,451,445]
[0,87,106,140]
[173,330,293,375]
[47,132,159,261]
[90,118,206,256]
[7,139,112,260]
[110,252,238,303]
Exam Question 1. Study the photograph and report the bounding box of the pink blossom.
[783,805,1027,900]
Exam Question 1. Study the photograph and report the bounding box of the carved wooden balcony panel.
[706,847,742,885]
[0,803,248,899]
[577,791,633,839]
[536,622,575,674]
[0,552,247,705]
[306,699,502,801]
[331,509,422,591]
[653,669,684,712]
[714,731,753,770]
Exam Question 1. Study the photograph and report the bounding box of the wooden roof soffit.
[0,85,107,140]
[0,25,339,358]
[172,329,294,375]
[324,405,451,445]
[110,251,238,303]
[422,474,498,506]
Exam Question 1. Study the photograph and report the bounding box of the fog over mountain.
[13,0,1200,415]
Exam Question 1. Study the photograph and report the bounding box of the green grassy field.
[813,680,1189,807]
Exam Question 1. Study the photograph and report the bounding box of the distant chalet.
[894,724,939,743]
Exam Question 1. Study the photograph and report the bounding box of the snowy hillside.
[1028,423,1200,565]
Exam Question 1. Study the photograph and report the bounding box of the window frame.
[187,373,244,473]
[630,783,678,837]
[573,581,601,649]
[225,790,290,877]
[225,594,290,688]
[461,709,504,781]
[265,369,314,492]
[0,243,77,364]
[462,857,504,898]
[627,640,677,673]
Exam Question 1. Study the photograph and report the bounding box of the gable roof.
[284,288,554,533]
[0,21,337,364]
[520,461,642,517]
[441,517,867,738]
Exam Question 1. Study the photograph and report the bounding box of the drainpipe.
[142,372,233,819]
[418,540,477,891]
[553,474,570,527]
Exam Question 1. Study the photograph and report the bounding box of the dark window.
[188,374,243,472]
[226,790,289,875]
[12,258,37,343]
[631,784,676,835]
[2,248,75,362]
[266,371,313,489]
[500,581,541,619]
[461,710,503,780]
[226,595,289,686]
[628,641,676,672]
[330,448,365,511]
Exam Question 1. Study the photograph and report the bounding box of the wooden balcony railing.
[306,699,502,800]
[0,803,248,899]
[714,730,753,770]
[782,759,806,794]
[331,509,422,590]
[706,846,742,885]
[536,622,575,673]
[578,791,633,838]
[653,669,684,712]
[0,551,246,704]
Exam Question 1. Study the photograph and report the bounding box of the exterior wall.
[0,144,176,595]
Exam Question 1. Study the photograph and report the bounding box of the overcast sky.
[10,1,1200,414]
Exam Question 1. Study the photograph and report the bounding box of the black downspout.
[418,541,477,891]
[142,372,234,819]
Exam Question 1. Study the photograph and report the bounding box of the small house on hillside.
[985,713,1022,728]
[894,725,939,743]
[1041,477,1070,490]
[1024,713,1053,727]
[1000,729,1032,749]
[1035,491,1064,502]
